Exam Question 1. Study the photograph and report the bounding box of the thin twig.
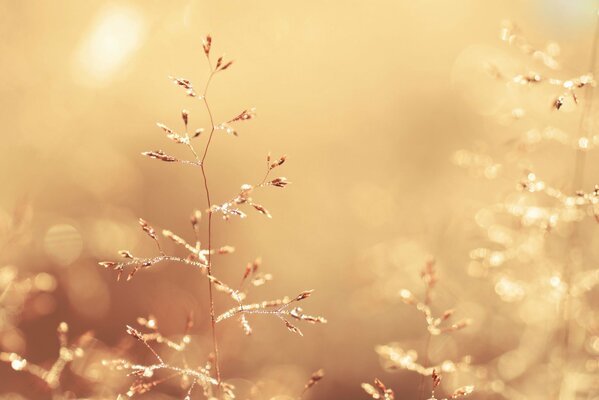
[200,61,222,385]
[559,7,599,398]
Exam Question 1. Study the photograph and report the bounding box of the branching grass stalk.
[99,35,326,398]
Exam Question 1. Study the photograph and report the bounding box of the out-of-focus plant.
[362,259,474,400]
[454,19,599,400]
[0,322,93,398]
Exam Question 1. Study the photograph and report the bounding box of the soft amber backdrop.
[1,1,598,399]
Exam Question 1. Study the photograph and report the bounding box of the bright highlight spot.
[43,224,83,266]
[74,5,145,86]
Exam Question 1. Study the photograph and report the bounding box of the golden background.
[1,1,598,399]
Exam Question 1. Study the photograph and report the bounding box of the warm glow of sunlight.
[73,5,145,86]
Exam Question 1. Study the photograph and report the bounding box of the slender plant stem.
[199,66,222,385]
[417,293,433,400]
[417,332,432,400]
[558,7,599,397]
[573,8,599,191]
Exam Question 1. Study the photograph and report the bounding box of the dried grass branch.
[216,290,327,336]
[100,33,325,398]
